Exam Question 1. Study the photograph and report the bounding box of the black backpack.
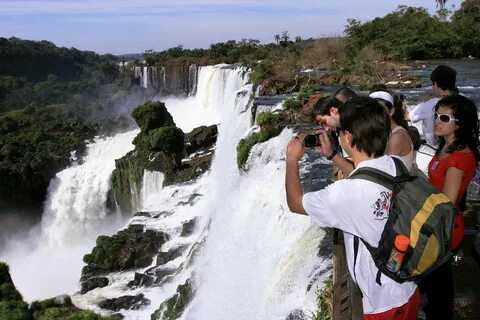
[349,157,456,284]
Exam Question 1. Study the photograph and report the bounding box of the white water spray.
[0,130,138,301]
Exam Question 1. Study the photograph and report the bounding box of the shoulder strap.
[349,167,395,190]
[353,236,383,286]
[391,156,409,177]
[349,157,413,190]
[353,236,359,282]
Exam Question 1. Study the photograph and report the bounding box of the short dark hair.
[334,86,357,102]
[430,65,457,91]
[340,97,390,158]
[313,96,343,116]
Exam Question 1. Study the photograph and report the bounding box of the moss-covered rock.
[0,262,23,302]
[82,225,169,279]
[131,101,174,132]
[30,295,118,320]
[110,148,179,213]
[80,277,109,294]
[109,101,186,214]
[98,294,150,312]
[0,300,31,320]
[237,127,282,169]
[185,125,217,154]
[0,262,31,320]
[149,127,185,157]
[151,280,193,320]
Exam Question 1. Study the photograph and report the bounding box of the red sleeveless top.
[428,150,477,250]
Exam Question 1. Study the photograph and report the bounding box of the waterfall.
[161,65,248,132]
[184,71,326,319]
[0,130,138,301]
[141,170,165,209]
[142,66,149,89]
[188,64,198,96]
[73,65,327,319]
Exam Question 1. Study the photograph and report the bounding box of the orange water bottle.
[386,235,410,273]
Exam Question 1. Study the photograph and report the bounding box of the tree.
[451,0,480,56]
[281,31,290,43]
[436,0,448,9]
[274,34,280,44]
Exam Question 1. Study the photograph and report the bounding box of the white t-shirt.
[409,97,439,146]
[302,156,417,314]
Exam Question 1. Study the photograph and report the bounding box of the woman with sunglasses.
[420,94,479,320]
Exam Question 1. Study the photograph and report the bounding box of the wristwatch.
[326,150,337,160]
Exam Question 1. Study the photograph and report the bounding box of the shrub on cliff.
[151,280,193,320]
[131,101,175,132]
[256,112,282,128]
[82,225,168,276]
[149,126,185,156]
[237,127,281,169]
[0,262,31,320]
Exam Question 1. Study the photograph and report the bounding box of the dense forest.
[0,38,127,114]
[0,38,141,211]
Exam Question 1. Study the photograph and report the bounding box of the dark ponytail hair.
[435,95,480,161]
[369,88,408,130]
[393,94,409,130]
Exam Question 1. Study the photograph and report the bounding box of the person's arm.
[409,103,427,123]
[285,137,307,215]
[331,154,354,176]
[442,167,464,204]
[318,131,354,175]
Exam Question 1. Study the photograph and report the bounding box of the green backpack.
[349,157,456,284]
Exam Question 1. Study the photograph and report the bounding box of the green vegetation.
[0,38,143,211]
[0,37,123,113]
[82,225,167,276]
[255,112,282,128]
[149,127,185,155]
[237,128,282,169]
[151,280,193,320]
[0,105,95,209]
[282,84,321,111]
[131,101,175,131]
[143,36,345,94]
[236,109,290,169]
[312,276,333,320]
[0,262,31,320]
[110,101,185,213]
[345,1,480,60]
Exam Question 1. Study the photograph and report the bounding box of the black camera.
[304,134,321,148]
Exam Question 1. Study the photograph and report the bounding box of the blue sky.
[0,0,462,54]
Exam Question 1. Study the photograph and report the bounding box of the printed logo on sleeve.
[372,191,392,220]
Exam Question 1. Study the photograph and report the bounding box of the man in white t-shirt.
[409,65,458,147]
[286,97,420,320]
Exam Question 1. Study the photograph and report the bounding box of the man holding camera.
[285,97,420,320]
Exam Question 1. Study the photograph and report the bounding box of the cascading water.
[0,130,138,301]
[72,65,328,319]
[184,70,327,319]
[143,66,149,89]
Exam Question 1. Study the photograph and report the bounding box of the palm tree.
[435,0,447,9]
